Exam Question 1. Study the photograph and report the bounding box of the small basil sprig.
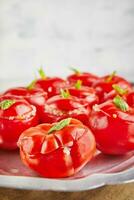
[106,71,116,82]
[60,89,70,98]
[75,80,82,90]
[0,99,16,110]
[38,67,46,79]
[48,118,71,134]
[112,84,128,96]
[113,95,129,112]
[70,67,81,75]
[27,79,36,90]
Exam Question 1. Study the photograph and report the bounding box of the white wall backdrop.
[0,0,134,89]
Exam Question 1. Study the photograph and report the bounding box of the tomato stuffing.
[66,80,99,107]
[40,90,91,127]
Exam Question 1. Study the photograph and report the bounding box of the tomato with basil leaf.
[66,80,99,107]
[67,68,99,87]
[89,95,134,155]
[18,118,96,178]
[40,89,91,127]
[4,80,47,118]
[35,67,67,98]
[93,71,132,102]
[102,84,130,102]
[0,95,38,150]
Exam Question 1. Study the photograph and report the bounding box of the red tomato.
[102,84,131,103]
[40,91,91,127]
[89,97,134,155]
[93,72,132,103]
[35,77,67,98]
[0,96,38,150]
[18,118,96,178]
[66,80,99,107]
[4,87,47,117]
[67,69,99,87]
[127,91,134,107]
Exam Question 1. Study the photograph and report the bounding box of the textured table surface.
[0,183,134,200]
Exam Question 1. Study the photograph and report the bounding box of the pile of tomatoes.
[0,68,134,178]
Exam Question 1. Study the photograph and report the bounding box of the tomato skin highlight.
[67,72,99,87]
[40,95,91,127]
[18,118,96,178]
[89,101,134,155]
[0,96,39,150]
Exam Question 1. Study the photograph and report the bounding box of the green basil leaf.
[75,80,82,89]
[113,95,129,112]
[106,71,116,82]
[27,79,36,90]
[60,89,70,98]
[112,84,128,95]
[70,67,81,75]
[48,118,71,134]
[38,67,46,79]
[0,99,16,110]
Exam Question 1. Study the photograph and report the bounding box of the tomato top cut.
[40,90,91,127]
[66,80,99,107]
[44,93,89,111]
[0,95,36,120]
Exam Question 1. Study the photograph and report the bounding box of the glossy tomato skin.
[0,96,38,150]
[4,87,47,118]
[89,101,134,155]
[40,95,91,127]
[18,118,96,178]
[67,72,99,87]
[93,75,132,103]
[67,86,99,107]
[127,91,134,108]
[35,77,67,98]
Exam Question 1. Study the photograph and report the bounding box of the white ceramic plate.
[0,81,134,191]
[0,150,134,191]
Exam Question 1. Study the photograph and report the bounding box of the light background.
[0,0,134,89]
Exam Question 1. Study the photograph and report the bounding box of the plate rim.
[0,167,134,191]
